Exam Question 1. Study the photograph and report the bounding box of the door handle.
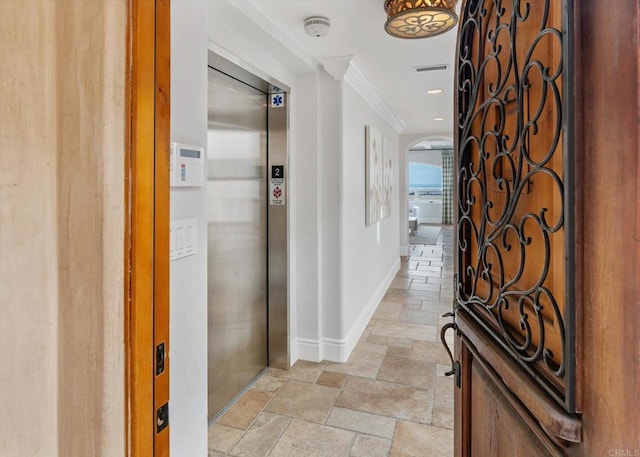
[440,312,461,387]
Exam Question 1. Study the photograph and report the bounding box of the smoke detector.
[304,16,330,37]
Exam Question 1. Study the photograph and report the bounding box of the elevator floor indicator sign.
[270,178,285,206]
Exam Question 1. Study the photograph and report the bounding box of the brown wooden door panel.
[452,0,580,454]
[451,1,640,455]
[456,0,571,404]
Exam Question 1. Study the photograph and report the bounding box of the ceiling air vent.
[414,64,449,73]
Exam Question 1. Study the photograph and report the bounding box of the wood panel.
[456,332,563,457]
[574,0,640,454]
[154,0,171,455]
[126,0,170,455]
[453,0,640,455]
[456,0,569,403]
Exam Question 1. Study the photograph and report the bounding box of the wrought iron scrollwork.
[456,0,575,411]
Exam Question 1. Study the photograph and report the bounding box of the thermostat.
[170,142,205,187]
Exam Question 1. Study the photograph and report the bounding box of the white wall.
[409,149,444,165]
[170,2,208,456]
[205,1,403,367]
[340,83,400,350]
[293,72,321,355]
[318,73,343,344]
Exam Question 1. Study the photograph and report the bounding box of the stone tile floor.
[209,226,455,457]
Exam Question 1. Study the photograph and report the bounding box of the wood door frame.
[125,0,170,456]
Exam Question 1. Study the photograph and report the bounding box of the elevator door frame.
[207,50,290,415]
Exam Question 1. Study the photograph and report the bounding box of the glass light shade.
[384,0,458,39]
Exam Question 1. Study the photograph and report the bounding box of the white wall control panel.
[170,218,198,261]
[170,142,205,187]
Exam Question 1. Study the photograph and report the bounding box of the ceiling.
[213,0,460,140]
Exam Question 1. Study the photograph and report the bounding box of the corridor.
[208,227,455,457]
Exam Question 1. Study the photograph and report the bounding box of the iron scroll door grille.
[455,0,576,412]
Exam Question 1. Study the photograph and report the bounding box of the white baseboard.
[294,258,401,363]
[295,338,323,363]
[399,244,409,256]
[335,257,400,362]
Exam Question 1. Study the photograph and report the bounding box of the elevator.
[207,52,288,421]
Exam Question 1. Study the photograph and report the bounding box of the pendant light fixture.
[384,0,458,39]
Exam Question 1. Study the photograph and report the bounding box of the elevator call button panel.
[170,142,205,187]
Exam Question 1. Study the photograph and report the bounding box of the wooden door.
[127,1,170,455]
[445,1,640,455]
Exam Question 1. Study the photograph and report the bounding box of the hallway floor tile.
[209,226,455,457]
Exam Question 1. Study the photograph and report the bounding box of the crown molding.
[319,55,355,80]
[228,1,407,133]
[344,59,407,133]
[320,56,406,133]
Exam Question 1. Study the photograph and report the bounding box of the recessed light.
[426,88,443,94]
[434,117,445,121]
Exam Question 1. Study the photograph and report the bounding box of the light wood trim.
[456,310,582,444]
[126,0,170,455]
[154,0,171,455]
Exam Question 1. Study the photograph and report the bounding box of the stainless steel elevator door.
[207,68,268,420]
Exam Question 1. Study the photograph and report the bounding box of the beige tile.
[432,406,454,430]
[434,377,454,410]
[229,413,290,457]
[208,423,244,453]
[326,407,397,439]
[366,320,378,331]
[352,341,389,355]
[366,334,415,349]
[385,289,440,302]
[373,301,404,320]
[326,349,386,379]
[269,419,355,457]
[411,341,453,365]
[218,389,273,430]
[377,356,436,390]
[317,371,348,389]
[267,367,288,378]
[335,377,432,423]
[382,295,423,307]
[405,272,429,280]
[390,421,453,457]
[386,345,411,358]
[265,380,340,423]
[435,364,450,377]
[209,451,228,457]
[416,266,442,274]
[252,374,287,392]
[426,276,449,285]
[409,282,441,292]
[350,434,392,457]
[390,278,411,290]
[271,360,328,383]
[371,321,438,342]
[398,309,440,325]
[402,302,422,311]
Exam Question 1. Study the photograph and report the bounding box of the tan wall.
[0,1,126,455]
